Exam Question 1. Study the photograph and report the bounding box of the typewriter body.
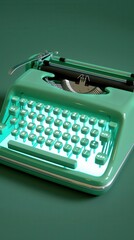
[0,51,134,195]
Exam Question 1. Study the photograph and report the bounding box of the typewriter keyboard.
[0,95,119,177]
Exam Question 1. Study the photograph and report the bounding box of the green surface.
[0,0,134,239]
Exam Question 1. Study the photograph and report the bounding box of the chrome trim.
[8,51,58,75]
[0,155,105,192]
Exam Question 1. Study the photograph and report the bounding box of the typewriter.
[0,51,134,195]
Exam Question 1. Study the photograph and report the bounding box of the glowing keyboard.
[0,94,118,178]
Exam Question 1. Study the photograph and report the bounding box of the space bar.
[8,140,77,169]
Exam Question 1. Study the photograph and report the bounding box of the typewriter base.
[0,143,133,195]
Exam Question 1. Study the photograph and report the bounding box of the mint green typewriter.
[0,51,134,195]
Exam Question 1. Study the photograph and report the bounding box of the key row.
[9,107,117,132]
[10,96,118,128]
[9,105,104,125]
[11,128,101,146]
[11,118,111,142]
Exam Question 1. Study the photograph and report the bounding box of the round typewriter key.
[53,107,61,116]
[82,149,91,158]
[81,126,89,135]
[28,100,35,108]
[98,119,106,128]
[9,106,19,116]
[89,117,97,125]
[90,129,99,137]
[45,138,54,147]
[37,114,45,122]
[54,119,63,127]
[46,116,54,124]
[62,109,70,118]
[29,112,37,120]
[90,140,98,149]
[11,96,19,104]
[53,130,62,138]
[20,98,27,107]
[80,114,88,123]
[63,144,72,153]
[45,105,53,113]
[71,135,80,144]
[20,109,28,117]
[37,136,45,144]
[11,129,19,137]
[28,133,37,142]
[10,117,18,125]
[27,122,36,130]
[36,102,44,111]
[45,127,53,136]
[36,125,44,133]
[54,141,63,150]
[62,132,71,141]
[73,146,81,155]
[72,124,80,132]
[19,120,27,128]
[71,112,79,120]
[80,138,89,146]
[20,131,28,140]
[63,121,71,130]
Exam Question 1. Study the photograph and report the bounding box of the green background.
[0,0,134,239]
